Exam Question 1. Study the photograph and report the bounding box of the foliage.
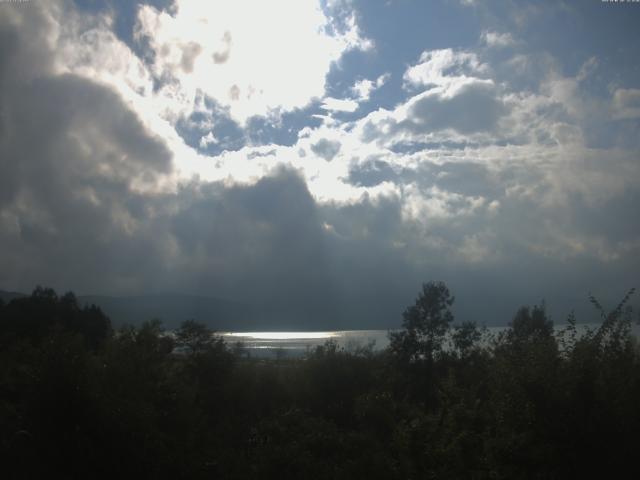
[389,281,455,363]
[0,286,111,350]
[175,318,218,355]
[451,320,483,359]
[0,283,639,478]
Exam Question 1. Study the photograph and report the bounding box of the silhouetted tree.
[508,304,554,343]
[2,283,639,478]
[175,319,215,355]
[389,281,455,362]
[0,286,111,350]
[451,321,482,359]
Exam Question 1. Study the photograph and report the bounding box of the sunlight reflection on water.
[226,331,337,340]
[221,330,390,356]
[220,323,640,358]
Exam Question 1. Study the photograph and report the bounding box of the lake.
[221,323,640,358]
[221,329,391,357]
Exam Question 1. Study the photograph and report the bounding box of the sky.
[0,0,639,328]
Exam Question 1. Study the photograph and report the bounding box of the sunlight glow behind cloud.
[135,0,372,124]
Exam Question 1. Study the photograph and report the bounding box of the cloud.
[0,3,399,327]
[134,0,372,124]
[481,30,515,48]
[321,97,359,113]
[319,73,389,114]
[612,88,640,120]
[403,48,488,91]
[347,159,398,188]
[199,131,218,148]
[311,138,342,161]
[1,0,639,329]
[178,41,202,73]
[356,83,506,147]
[212,31,232,64]
[401,184,489,223]
[399,81,507,135]
[352,73,390,101]
[363,49,508,141]
[0,5,381,324]
[0,2,171,288]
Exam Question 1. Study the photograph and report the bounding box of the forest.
[1,282,638,479]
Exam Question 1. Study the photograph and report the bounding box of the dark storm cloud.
[167,170,333,309]
[0,6,55,86]
[0,75,173,293]
[0,73,172,207]
[0,2,171,291]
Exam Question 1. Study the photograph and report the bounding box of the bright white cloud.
[319,73,389,114]
[401,184,488,223]
[403,48,488,92]
[321,97,359,112]
[199,131,218,148]
[352,73,390,101]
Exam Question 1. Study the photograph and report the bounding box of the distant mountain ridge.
[80,293,258,330]
[0,290,27,303]
[3,288,619,330]
[1,290,254,330]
